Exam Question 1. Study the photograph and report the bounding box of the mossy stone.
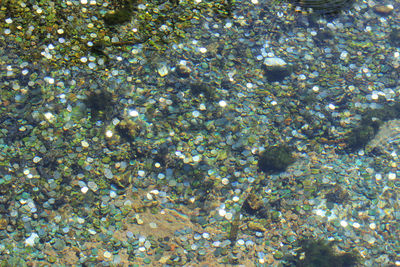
[291,239,359,267]
[103,8,132,26]
[258,145,295,174]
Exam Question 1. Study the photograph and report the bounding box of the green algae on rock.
[258,145,295,174]
[285,238,360,267]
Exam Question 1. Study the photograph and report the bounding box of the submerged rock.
[291,0,355,15]
[258,145,295,174]
[175,64,192,78]
[389,29,400,47]
[373,5,394,16]
[262,57,292,82]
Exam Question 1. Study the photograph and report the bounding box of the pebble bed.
[0,0,400,266]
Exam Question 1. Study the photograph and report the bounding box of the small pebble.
[101,164,112,176]
[87,181,98,192]
[110,191,117,198]
[157,65,169,77]
[25,233,39,247]
[103,251,112,259]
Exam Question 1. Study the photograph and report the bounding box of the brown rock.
[175,64,192,78]
[373,5,394,16]
[0,218,8,230]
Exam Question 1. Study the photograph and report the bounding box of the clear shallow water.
[0,0,399,265]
